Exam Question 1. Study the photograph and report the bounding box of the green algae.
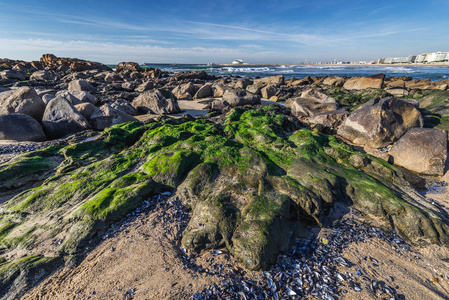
[0,102,448,292]
[0,255,62,299]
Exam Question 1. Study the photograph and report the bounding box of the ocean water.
[141,64,449,81]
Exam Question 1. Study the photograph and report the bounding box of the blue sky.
[0,0,448,64]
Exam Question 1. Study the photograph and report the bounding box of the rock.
[0,113,46,141]
[74,103,98,120]
[116,62,143,73]
[385,79,406,89]
[129,71,142,80]
[389,128,448,176]
[289,75,314,87]
[212,88,261,110]
[1,104,449,292]
[110,99,138,116]
[405,79,434,90]
[385,87,409,97]
[417,90,449,117]
[121,82,135,92]
[68,80,96,92]
[254,75,284,85]
[40,54,111,72]
[235,78,253,89]
[0,87,46,121]
[194,84,213,99]
[30,70,60,81]
[287,97,339,118]
[343,73,385,90]
[172,82,197,100]
[0,86,9,93]
[132,89,181,114]
[42,94,55,105]
[135,81,154,92]
[90,104,138,130]
[286,89,339,118]
[261,84,279,99]
[56,90,97,105]
[0,70,25,81]
[246,82,267,95]
[337,97,422,148]
[42,97,92,139]
[144,67,164,79]
[104,73,123,82]
[212,83,229,97]
[323,76,345,87]
[172,70,216,81]
[309,110,349,129]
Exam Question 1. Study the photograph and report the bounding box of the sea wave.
[216,67,272,73]
[381,66,416,73]
[155,64,449,81]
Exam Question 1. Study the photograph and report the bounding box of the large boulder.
[40,54,111,72]
[389,128,448,176]
[0,113,46,142]
[132,89,181,114]
[110,99,138,116]
[55,90,96,105]
[68,80,96,92]
[0,70,25,81]
[235,78,252,89]
[337,97,422,148]
[194,84,213,99]
[116,62,143,73]
[323,76,345,87]
[30,70,60,81]
[172,70,216,81]
[343,73,385,90]
[90,104,138,130]
[74,103,98,120]
[172,82,197,100]
[260,84,279,99]
[417,90,449,117]
[254,75,284,85]
[104,72,123,82]
[212,83,229,97]
[309,110,349,130]
[286,88,338,118]
[246,82,267,95]
[405,79,435,90]
[0,87,46,121]
[42,97,92,139]
[211,88,260,110]
[135,81,154,92]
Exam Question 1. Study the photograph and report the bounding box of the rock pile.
[0,55,448,298]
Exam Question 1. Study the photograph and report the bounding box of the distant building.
[381,55,416,64]
[381,52,449,64]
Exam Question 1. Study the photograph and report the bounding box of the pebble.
[97,191,410,300]
[0,139,68,155]
[190,218,408,299]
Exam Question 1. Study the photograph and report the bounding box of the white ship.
[232,59,244,65]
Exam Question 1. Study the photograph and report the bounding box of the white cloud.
[0,38,285,63]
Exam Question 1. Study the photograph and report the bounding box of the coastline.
[216,63,449,67]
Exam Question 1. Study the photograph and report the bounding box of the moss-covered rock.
[1,105,449,296]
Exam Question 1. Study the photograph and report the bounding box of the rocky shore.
[0,54,449,299]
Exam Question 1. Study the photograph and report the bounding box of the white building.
[383,55,416,64]
[415,52,449,63]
